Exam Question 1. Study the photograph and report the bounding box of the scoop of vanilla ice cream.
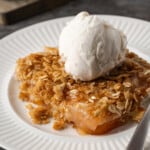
[59,12,127,81]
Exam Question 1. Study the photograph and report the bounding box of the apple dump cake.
[16,47,150,134]
[15,12,150,135]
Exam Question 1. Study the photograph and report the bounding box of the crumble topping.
[16,47,150,133]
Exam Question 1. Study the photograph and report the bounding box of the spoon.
[127,104,150,150]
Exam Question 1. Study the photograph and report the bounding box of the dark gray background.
[0,0,150,149]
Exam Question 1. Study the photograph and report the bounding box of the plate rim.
[1,14,150,42]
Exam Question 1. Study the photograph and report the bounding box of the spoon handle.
[127,105,150,150]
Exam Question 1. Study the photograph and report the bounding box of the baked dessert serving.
[15,12,150,135]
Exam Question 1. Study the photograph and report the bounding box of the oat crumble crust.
[15,47,150,134]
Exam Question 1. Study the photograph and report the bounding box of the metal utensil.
[127,104,150,150]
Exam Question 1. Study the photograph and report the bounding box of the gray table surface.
[0,0,150,149]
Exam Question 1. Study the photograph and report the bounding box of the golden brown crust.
[15,47,150,134]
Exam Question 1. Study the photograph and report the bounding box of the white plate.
[0,15,150,150]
